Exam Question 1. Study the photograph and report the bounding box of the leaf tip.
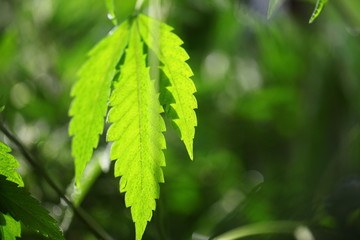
[185,141,194,160]
[135,221,147,240]
[308,0,328,24]
[308,14,317,24]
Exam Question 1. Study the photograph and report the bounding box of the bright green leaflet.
[0,176,64,240]
[69,21,129,185]
[69,13,196,240]
[0,213,20,240]
[106,22,166,240]
[309,0,328,23]
[0,142,23,187]
[0,142,21,240]
[137,14,197,160]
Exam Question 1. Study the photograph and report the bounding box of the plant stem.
[0,121,114,240]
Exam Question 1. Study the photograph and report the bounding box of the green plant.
[268,0,328,22]
[69,9,197,240]
[0,117,64,239]
[0,0,334,239]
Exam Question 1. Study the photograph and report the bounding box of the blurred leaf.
[166,174,200,214]
[236,87,298,126]
[137,14,197,160]
[0,214,21,240]
[69,21,130,186]
[309,0,328,23]
[104,0,117,25]
[0,175,64,240]
[0,30,16,73]
[267,0,283,19]
[0,106,4,112]
[106,23,166,240]
[213,221,301,240]
[113,0,137,22]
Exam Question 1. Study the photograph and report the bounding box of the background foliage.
[1,0,360,239]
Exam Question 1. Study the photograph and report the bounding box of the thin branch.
[0,121,114,240]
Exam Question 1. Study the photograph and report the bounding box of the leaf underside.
[106,23,166,240]
[309,0,328,23]
[0,175,64,240]
[69,21,130,185]
[137,14,197,160]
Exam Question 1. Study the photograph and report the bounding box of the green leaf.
[0,175,64,240]
[69,21,130,185]
[106,23,166,240]
[267,0,283,19]
[0,214,21,240]
[137,14,197,160]
[104,0,117,25]
[309,0,328,23]
[113,0,137,23]
[0,142,23,187]
[0,142,22,239]
[0,106,4,112]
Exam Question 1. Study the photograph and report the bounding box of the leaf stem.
[0,121,114,240]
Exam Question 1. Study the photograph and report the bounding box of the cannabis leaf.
[0,175,64,240]
[0,213,21,240]
[69,21,130,185]
[309,0,328,23]
[0,142,22,239]
[0,142,64,239]
[0,142,23,187]
[106,23,166,240]
[137,14,197,159]
[70,13,196,240]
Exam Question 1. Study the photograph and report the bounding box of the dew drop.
[107,13,114,20]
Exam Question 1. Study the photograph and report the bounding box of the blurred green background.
[1,0,360,239]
